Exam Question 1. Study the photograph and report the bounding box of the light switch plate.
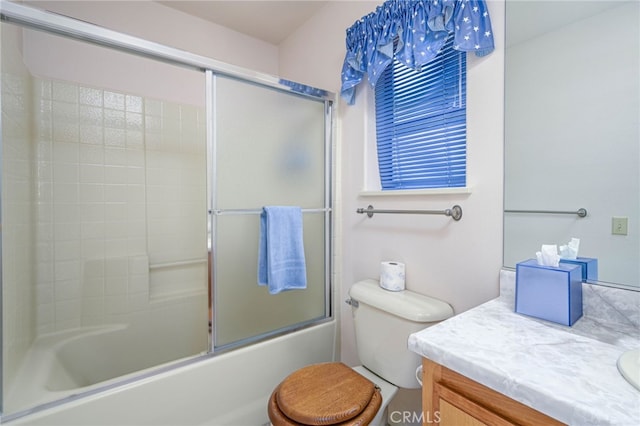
[612,217,628,235]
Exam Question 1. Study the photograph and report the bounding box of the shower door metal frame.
[0,0,334,419]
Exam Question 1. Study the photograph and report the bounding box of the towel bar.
[212,207,330,215]
[356,205,463,221]
[504,208,587,218]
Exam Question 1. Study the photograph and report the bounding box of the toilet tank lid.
[349,279,454,323]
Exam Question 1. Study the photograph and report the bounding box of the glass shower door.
[1,1,334,420]
[211,75,330,349]
[1,19,209,416]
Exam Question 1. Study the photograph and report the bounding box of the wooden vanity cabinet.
[421,358,565,426]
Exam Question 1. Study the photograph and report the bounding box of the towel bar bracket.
[448,205,463,221]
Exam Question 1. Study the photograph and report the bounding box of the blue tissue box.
[515,259,583,326]
[559,257,598,282]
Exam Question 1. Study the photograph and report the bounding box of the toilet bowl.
[268,279,454,426]
[350,365,399,425]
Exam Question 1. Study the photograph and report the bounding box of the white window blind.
[375,34,466,190]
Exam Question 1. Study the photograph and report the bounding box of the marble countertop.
[408,270,640,426]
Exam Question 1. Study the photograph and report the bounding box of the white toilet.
[268,279,454,426]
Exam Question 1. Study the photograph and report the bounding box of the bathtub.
[7,321,336,425]
[5,293,210,417]
[6,322,206,413]
[46,325,165,392]
[6,325,128,412]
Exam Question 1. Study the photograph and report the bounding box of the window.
[375,34,466,190]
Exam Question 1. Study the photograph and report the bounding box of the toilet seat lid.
[276,362,378,425]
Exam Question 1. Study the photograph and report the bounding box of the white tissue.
[559,238,580,259]
[536,244,560,267]
[380,261,405,291]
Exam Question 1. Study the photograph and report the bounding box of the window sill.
[359,187,472,197]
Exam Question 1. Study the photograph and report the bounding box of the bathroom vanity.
[421,357,561,425]
[409,271,640,425]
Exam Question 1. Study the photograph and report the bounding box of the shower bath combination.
[0,1,333,421]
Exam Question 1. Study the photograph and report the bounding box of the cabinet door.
[422,358,565,426]
[435,383,516,426]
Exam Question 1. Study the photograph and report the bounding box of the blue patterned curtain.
[341,0,495,104]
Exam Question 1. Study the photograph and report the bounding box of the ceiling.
[157,1,328,45]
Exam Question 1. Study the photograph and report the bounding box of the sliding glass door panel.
[1,21,208,415]
[214,76,326,209]
[212,75,329,349]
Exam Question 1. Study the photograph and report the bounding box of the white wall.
[279,0,506,366]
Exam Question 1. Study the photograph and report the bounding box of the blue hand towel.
[258,206,307,294]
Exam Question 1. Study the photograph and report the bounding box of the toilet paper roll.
[380,261,405,291]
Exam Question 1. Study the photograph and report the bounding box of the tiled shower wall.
[33,77,207,334]
[1,26,36,389]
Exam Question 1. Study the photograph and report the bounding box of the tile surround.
[1,58,37,388]
[31,77,207,333]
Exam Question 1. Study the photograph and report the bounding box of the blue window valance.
[340,0,495,105]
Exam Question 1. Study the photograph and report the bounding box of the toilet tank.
[348,279,454,389]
